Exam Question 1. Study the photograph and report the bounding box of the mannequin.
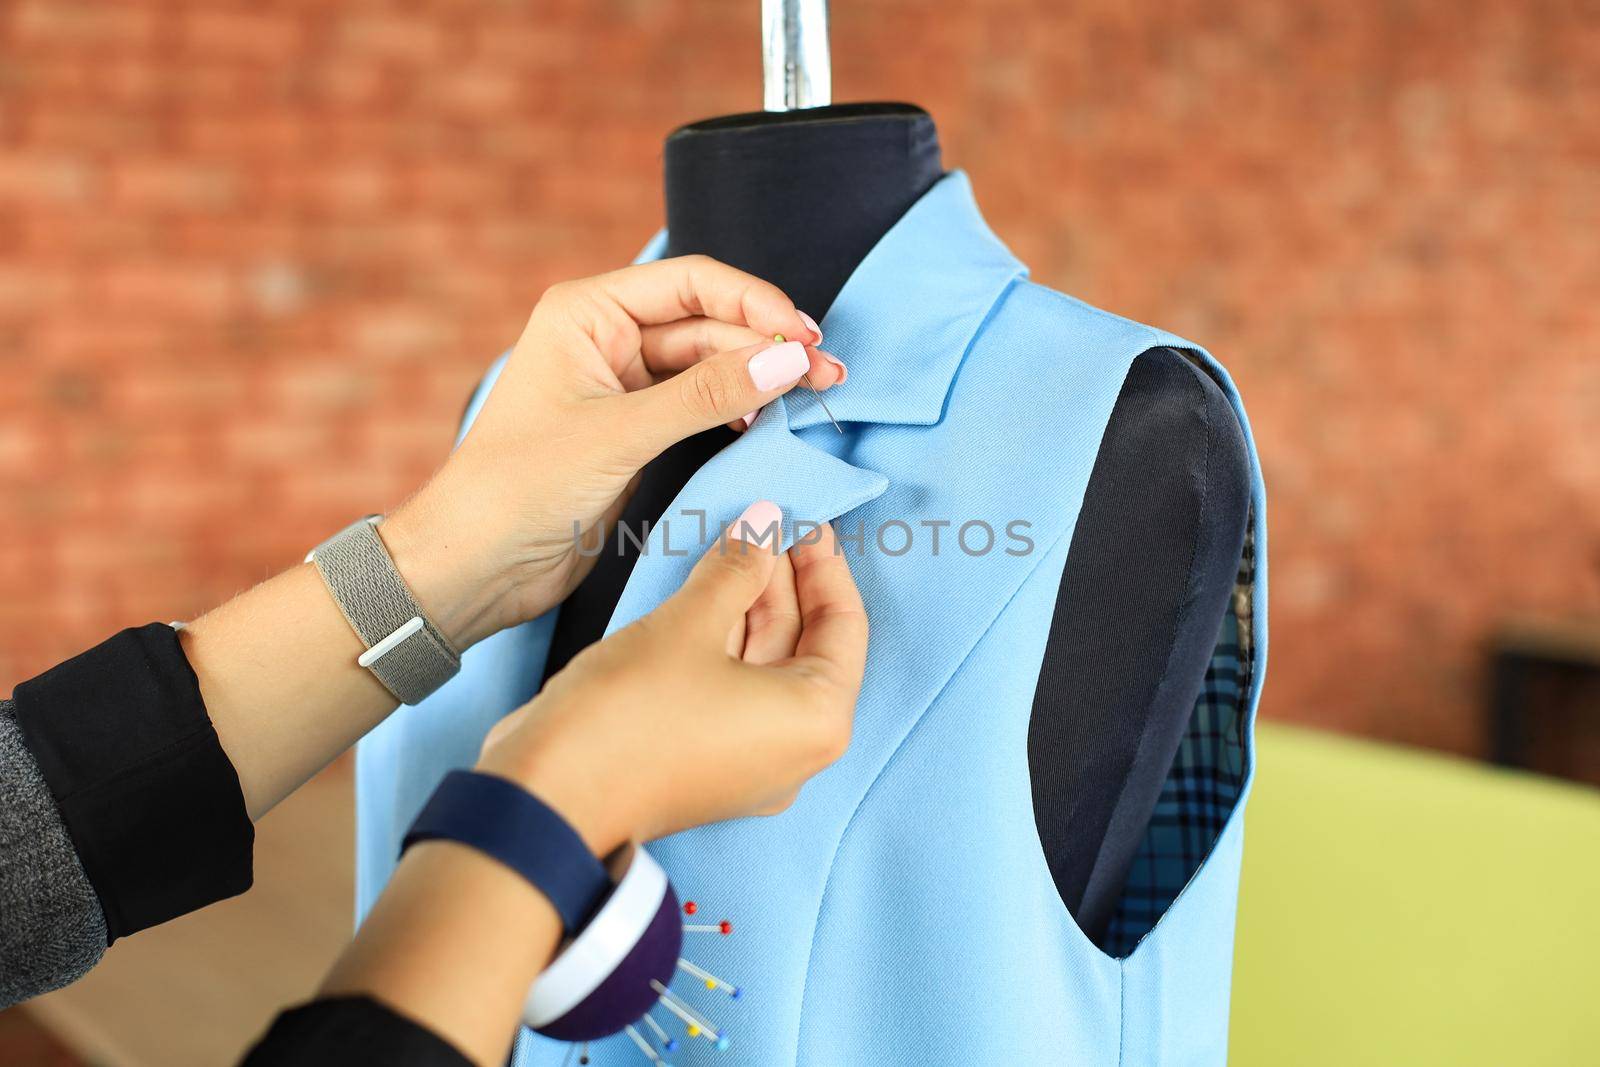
[541,104,940,676]
[544,104,1251,947]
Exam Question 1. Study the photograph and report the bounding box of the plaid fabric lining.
[1101,529,1256,957]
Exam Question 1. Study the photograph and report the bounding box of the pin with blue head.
[650,979,731,1051]
[624,1024,672,1065]
[642,1013,677,1053]
[677,957,741,1000]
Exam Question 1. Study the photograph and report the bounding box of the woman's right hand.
[475,502,867,854]
[379,257,844,653]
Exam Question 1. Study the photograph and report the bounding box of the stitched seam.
[930,273,1026,424]
[1118,956,1127,1066]
[1099,353,1215,944]
[792,527,1072,1063]
[1067,349,1215,945]
[1035,285,1171,354]
[1115,366,1266,961]
[1115,367,1254,959]
[1026,282,1170,358]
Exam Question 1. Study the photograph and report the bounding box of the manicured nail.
[728,500,782,547]
[739,409,760,429]
[748,340,808,391]
[798,310,823,345]
[817,348,847,384]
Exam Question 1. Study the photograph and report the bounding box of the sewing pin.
[625,1024,668,1064]
[650,980,729,1048]
[774,333,842,433]
[683,920,733,935]
[678,957,741,999]
[579,1042,591,1065]
[643,1012,679,1053]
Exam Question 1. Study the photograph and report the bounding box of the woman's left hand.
[378,255,845,649]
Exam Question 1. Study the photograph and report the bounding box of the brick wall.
[1,0,1595,758]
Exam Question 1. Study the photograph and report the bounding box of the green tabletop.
[1231,724,1600,1065]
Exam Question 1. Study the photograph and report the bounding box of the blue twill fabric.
[354,172,1268,1065]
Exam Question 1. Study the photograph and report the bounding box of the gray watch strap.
[310,516,460,705]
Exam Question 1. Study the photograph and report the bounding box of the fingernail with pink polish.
[818,349,847,383]
[798,310,823,345]
[748,340,808,391]
[728,500,782,547]
[740,409,760,429]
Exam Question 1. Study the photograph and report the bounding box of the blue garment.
[355,171,1268,1065]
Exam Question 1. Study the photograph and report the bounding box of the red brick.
[181,112,310,157]
[0,266,80,313]
[182,9,305,61]
[428,66,523,113]
[272,364,377,411]
[11,0,158,47]
[336,13,448,64]
[0,424,40,470]
[99,261,238,316]
[111,159,241,212]
[302,61,393,110]
[346,306,459,361]
[0,152,97,203]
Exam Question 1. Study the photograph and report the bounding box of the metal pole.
[762,0,831,111]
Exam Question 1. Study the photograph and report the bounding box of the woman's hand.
[476,503,868,854]
[381,257,845,649]
[184,256,842,822]
[318,503,864,1066]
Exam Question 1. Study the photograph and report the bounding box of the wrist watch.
[307,515,460,705]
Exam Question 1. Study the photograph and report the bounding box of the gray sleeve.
[0,697,107,1008]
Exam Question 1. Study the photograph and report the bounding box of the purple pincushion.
[535,880,683,1041]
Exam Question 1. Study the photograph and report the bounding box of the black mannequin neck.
[664,103,944,319]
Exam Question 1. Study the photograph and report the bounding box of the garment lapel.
[788,170,1027,431]
[605,396,889,634]
[607,169,1027,632]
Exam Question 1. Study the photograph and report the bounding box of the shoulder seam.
[1010,278,1170,353]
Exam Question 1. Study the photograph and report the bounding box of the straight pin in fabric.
[625,1024,666,1063]
[678,957,741,998]
[579,1042,591,1065]
[643,1012,679,1052]
[650,981,711,1032]
[803,371,842,432]
[650,979,730,1049]
[683,920,733,935]
[774,333,842,433]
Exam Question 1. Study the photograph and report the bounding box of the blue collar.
[637,170,1027,431]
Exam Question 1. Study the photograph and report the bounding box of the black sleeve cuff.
[240,996,474,1067]
[11,623,254,943]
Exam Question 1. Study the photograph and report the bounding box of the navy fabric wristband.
[402,770,611,935]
